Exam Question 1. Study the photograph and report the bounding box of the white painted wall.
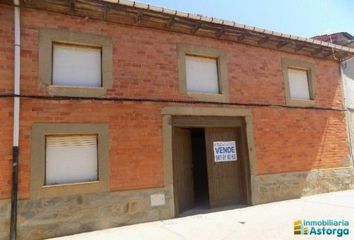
[344,58,354,109]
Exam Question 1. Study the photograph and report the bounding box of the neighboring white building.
[343,56,354,159]
[314,33,354,159]
[343,58,354,108]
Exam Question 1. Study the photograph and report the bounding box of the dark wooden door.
[205,127,244,208]
[173,128,195,214]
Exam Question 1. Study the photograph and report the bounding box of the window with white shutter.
[45,135,98,185]
[288,68,310,100]
[185,55,219,93]
[38,29,113,97]
[52,44,102,87]
[281,58,316,107]
[30,123,109,199]
[177,44,229,102]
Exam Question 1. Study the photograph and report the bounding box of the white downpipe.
[13,0,20,147]
[10,1,20,239]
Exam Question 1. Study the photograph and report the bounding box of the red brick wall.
[0,5,14,93]
[0,5,349,199]
[17,100,164,199]
[0,5,14,199]
[253,108,348,174]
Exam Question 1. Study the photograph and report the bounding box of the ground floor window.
[30,123,109,199]
[45,134,98,185]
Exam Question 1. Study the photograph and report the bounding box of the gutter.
[3,1,353,61]
[10,0,20,239]
[105,0,354,56]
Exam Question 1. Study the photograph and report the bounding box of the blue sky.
[138,0,354,38]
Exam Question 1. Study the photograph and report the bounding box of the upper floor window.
[282,58,317,107]
[185,55,219,94]
[39,29,112,97]
[52,43,102,87]
[287,68,311,100]
[177,44,229,102]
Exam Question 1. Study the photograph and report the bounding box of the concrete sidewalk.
[50,190,354,240]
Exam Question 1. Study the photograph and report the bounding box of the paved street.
[50,190,354,240]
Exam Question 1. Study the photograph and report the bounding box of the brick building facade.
[1,1,354,239]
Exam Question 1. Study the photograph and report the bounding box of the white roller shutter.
[52,44,102,87]
[45,135,98,185]
[288,68,311,100]
[185,55,219,93]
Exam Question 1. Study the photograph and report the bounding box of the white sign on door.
[213,141,237,162]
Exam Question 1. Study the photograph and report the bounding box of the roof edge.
[109,0,354,56]
[1,0,353,61]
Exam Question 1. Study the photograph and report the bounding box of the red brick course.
[0,5,349,199]
[0,5,15,199]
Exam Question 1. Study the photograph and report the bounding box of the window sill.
[286,99,317,107]
[187,92,229,103]
[48,85,106,97]
[32,180,108,199]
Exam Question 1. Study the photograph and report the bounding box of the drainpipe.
[10,0,20,239]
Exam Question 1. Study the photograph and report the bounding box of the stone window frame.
[39,28,113,97]
[281,58,317,107]
[30,123,109,199]
[177,44,229,102]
